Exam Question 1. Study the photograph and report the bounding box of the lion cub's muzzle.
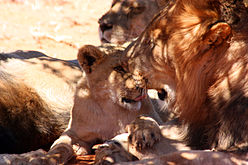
[121,87,147,104]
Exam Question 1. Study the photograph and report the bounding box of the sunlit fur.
[0,51,81,153]
[124,0,248,151]
[98,0,168,44]
[43,44,162,164]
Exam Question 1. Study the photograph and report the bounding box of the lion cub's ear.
[77,45,104,73]
[204,22,231,46]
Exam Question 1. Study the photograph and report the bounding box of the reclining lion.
[125,0,248,152]
[98,0,168,44]
[42,44,164,164]
[0,51,81,154]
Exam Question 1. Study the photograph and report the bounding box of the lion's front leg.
[28,131,92,165]
[127,116,162,150]
[47,131,93,163]
[94,140,138,165]
[94,116,162,164]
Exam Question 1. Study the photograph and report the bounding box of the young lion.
[98,0,169,44]
[13,44,162,164]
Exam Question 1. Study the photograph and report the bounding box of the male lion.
[125,0,248,151]
[0,51,81,154]
[95,0,248,164]
[98,0,168,44]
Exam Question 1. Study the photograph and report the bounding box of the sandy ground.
[0,0,112,60]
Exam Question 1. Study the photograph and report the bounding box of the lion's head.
[98,0,168,44]
[77,44,147,111]
[123,0,248,150]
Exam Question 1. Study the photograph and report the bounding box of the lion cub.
[29,44,162,164]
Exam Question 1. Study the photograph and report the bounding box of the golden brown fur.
[98,0,168,44]
[0,51,81,154]
[17,44,163,164]
[0,71,63,154]
[94,116,190,164]
[123,0,248,152]
[95,117,247,165]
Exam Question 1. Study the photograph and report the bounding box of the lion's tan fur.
[0,51,82,154]
[98,0,168,44]
[124,0,248,150]
[26,44,162,164]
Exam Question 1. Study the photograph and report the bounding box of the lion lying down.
[0,51,81,154]
[98,0,169,44]
[38,44,167,164]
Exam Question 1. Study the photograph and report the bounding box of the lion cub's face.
[98,0,163,44]
[77,45,146,111]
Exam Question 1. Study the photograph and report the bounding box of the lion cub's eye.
[113,66,126,73]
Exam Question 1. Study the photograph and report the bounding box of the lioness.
[98,0,168,44]
[95,0,248,164]
[0,51,81,154]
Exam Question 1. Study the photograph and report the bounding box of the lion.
[94,0,248,164]
[4,44,164,164]
[0,51,82,154]
[99,0,178,123]
[125,0,248,151]
[98,0,169,44]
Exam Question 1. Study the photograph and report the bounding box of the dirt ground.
[0,0,112,60]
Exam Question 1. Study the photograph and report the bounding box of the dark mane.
[125,0,248,151]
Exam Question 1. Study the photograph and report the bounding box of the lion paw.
[94,140,138,165]
[127,116,162,150]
